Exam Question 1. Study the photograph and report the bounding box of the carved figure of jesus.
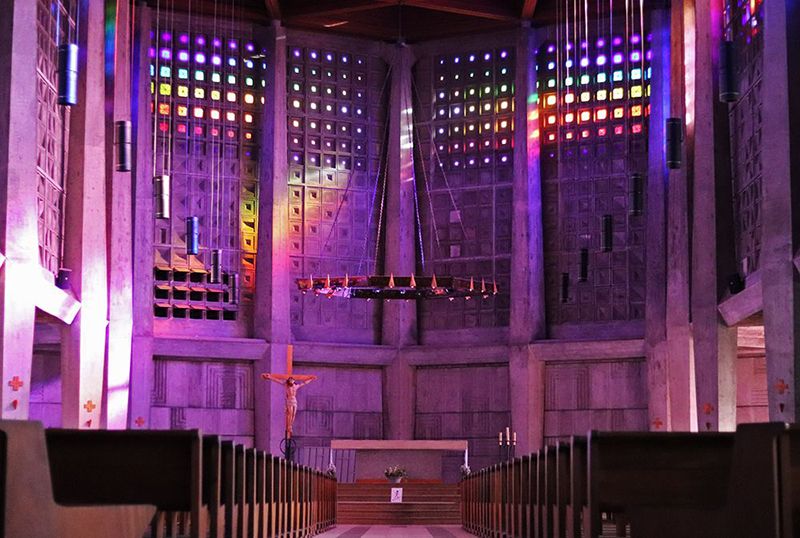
[261,374,317,437]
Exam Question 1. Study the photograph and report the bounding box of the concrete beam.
[718,274,763,327]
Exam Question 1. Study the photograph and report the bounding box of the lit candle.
[513,432,517,446]
[505,427,510,445]
[499,432,503,446]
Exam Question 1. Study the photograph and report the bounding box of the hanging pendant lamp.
[57,43,79,106]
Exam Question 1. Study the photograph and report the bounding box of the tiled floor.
[316,525,476,537]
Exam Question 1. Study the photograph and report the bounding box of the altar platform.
[330,440,468,484]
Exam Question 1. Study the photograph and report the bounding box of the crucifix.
[260,344,317,439]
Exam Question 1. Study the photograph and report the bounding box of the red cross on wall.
[7,376,23,391]
[84,400,96,413]
[775,379,790,395]
[134,416,145,428]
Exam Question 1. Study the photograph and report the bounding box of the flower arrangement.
[384,465,407,479]
[325,463,337,479]
[460,463,472,478]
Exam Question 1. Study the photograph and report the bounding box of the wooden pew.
[0,420,155,538]
[567,437,587,538]
[221,440,237,538]
[45,428,203,538]
[587,431,735,538]
[203,435,223,538]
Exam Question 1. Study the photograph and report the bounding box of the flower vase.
[388,476,402,484]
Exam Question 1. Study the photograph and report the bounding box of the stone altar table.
[331,440,468,483]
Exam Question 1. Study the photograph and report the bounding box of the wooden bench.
[587,431,735,538]
[45,428,204,538]
[0,420,155,538]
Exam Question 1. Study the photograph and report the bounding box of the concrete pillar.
[663,0,697,431]
[509,24,545,453]
[61,0,109,429]
[691,0,738,431]
[381,44,418,439]
[0,0,39,419]
[128,4,155,430]
[104,0,134,429]
[645,9,673,431]
[254,22,292,452]
[761,0,800,422]
[381,44,418,348]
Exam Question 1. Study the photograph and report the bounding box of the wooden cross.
[7,376,23,391]
[260,345,315,383]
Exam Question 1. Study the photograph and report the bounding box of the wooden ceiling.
[145,1,668,42]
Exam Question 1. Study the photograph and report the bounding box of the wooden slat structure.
[42,426,336,538]
[461,424,800,538]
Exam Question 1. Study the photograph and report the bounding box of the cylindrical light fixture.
[630,172,644,215]
[601,215,613,252]
[55,268,72,290]
[154,175,170,219]
[560,272,570,303]
[229,272,240,305]
[579,248,589,282]
[665,118,683,169]
[210,249,222,284]
[719,40,739,103]
[115,120,132,172]
[57,43,79,106]
[185,216,199,255]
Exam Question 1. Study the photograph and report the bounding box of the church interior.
[0,0,799,536]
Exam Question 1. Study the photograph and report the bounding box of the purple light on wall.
[179,34,189,44]
[246,43,255,52]
[195,52,206,64]
[228,57,237,66]
[229,40,237,49]
[580,57,589,67]
[212,55,222,66]
[500,50,508,58]
[484,52,491,60]
[596,38,606,47]
[454,56,460,63]
[161,32,172,41]
[196,35,206,46]
[612,36,622,46]
[547,44,555,53]
[149,47,156,58]
[310,51,318,60]
[213,38,221,48]
[160,48,171,60]
[631,34,641,44]
[630,51,641,62]
[596,55,607,66]
[177,50,189,62]
[293,48,301,58]
[613,53,624,64]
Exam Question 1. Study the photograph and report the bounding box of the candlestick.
[329,448,334,467]
[464,446,469,466]
[505,427,510,445]
[512,431,517,445]
[499,431,503,445]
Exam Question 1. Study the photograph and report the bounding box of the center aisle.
[316,525,475,537]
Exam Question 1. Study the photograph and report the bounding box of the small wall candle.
[498,432,503,446]
[505,427,510,445]
[512,431,517,445]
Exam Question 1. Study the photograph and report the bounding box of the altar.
[331,439,468,484]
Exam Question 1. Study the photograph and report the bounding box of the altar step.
[336,483,461,525]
